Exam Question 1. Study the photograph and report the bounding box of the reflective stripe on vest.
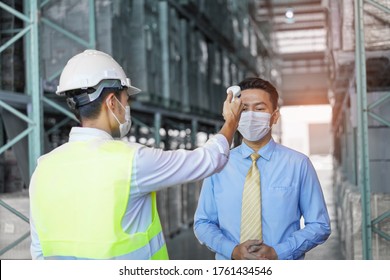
[30,140,168,259]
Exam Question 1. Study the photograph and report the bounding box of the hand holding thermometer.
[226,85,241,101]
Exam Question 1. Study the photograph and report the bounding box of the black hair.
[238,77,279,110]
[66,88,122,122]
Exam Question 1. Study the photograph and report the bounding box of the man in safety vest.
[29,49,243,260]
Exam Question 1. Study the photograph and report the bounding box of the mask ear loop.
[270,108,279,126]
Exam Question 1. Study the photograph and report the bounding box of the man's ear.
[105,93,116,110]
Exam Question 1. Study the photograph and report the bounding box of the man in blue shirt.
[194,77,331,260]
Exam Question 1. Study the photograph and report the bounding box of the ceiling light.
[285,8,294,19]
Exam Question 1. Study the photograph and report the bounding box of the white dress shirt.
[30,127,229,259]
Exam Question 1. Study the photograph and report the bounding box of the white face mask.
[107,96,132,138]
[238,111,272,141]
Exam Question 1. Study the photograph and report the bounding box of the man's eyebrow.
[243,101,268,106]
[254,102,268,106]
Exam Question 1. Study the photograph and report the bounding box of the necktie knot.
[250,153,260,162]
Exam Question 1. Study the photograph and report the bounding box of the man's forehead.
[241,88,272,103]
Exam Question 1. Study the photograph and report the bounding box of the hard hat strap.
[66,79,124,109]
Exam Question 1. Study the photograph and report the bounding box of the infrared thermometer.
[226,85,241,101]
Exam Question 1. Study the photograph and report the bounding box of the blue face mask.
[107,96,132,138]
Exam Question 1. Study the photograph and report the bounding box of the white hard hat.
[56,49,141,96]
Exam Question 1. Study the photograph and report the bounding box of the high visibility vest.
[30,140,169,259]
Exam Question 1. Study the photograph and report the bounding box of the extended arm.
[134,93,243,193]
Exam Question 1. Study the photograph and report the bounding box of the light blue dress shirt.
[194,138,331,260]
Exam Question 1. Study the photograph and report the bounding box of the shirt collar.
[69,127,114,142]
[240,138,276,161]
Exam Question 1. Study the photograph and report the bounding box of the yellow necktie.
[240,153,262,243]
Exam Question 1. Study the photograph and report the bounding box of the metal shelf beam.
[355,0,390,260]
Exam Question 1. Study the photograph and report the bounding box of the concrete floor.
[0,155,344,260]
[166,155,345,260]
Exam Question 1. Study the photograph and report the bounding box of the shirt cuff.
[273,242,293,260]
[206,134,229,156]
[220,239,238,260]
